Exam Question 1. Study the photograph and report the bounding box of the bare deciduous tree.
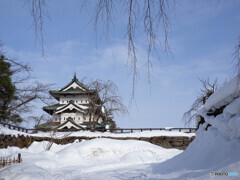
[3,57,54,124]
[87,79,128,130]
[28,114,51,127]
[182,78,218,128]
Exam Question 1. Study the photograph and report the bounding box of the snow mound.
[144,127,240,179]
[0,163,53,180]
[0,139,182,180]
[201,74,240,111]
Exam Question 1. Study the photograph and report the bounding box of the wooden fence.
[0,122,29,133]
[0,122,196,134]
[0,153,22,168]
[111,127,196,133]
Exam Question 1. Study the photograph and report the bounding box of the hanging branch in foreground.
[26,0,50,56]
[82,0,175,99]
[182,78,218,127]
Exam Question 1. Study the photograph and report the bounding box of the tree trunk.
[92,110,96,131]
[89,112,92,130]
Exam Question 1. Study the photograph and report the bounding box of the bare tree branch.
[182,78,218,127]
[26,0,50,56]
[86,79,128,130]
[81,0,175,100]
[1,57,54,124]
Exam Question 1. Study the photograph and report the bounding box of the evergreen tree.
[0,55,22,123]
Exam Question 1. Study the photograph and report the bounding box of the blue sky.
[1,0,240,128]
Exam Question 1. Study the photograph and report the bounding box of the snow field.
[0,138,182,180]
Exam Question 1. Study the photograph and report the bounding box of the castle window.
[62,101,64,103]
[78,117,80,120]
[64,117,65,120]
[74,117,75,120]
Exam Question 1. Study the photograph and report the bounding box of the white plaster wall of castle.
[59,95,89,104]
[52,114,61,122]
[53,111,102,124]
[59,112,86,124]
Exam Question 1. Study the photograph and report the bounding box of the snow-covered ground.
[0,125,195,138]
[0,139,182,180]
[1,75,240,179]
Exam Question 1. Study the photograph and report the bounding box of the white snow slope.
[0,75,240,179]
[0,139,182,180]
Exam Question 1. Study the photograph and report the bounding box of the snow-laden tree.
[182,78,217,129]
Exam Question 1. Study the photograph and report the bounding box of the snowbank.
[0,139,182,180]
[144,126,240,179]
[70,126,240,179]
[201,74,240,111]
[199,75,240,139]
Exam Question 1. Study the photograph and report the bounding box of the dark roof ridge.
[55,101,88,114]
[55,117,85,130]
[59,74,90,92]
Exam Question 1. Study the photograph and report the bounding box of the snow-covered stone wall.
[0,134,195,150]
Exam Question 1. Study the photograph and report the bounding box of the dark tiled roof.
[81,122,105,128]
[35,121,60,129]
[55,101,88,114]
[49,90,95,94]
[43,103,63,111]
[55,118,85,130]
[49,75,96,99]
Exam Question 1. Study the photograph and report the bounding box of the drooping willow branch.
[27,0,50,56]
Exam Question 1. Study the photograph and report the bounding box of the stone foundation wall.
[0,134,195,150]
